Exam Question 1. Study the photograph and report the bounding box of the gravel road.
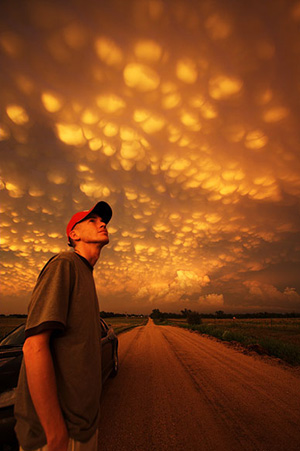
[98,318,300,451]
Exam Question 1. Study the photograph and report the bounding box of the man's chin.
[101,236,109,245]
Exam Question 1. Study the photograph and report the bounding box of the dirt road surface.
[98,319,300,451]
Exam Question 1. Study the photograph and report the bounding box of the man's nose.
[98,219,106,228]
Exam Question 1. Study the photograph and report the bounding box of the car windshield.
[0,324,25,346]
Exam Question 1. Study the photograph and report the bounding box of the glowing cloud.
[123,63,160,91]
[41,92,63,113]
[209,75,243,99]
[6,105,29,125]
[176,59,198,84]
[56,123,86,146]
[94,37,123,66]
[134,39,162,62]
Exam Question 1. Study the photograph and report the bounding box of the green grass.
[104,316,148,334]
[154,318,300,365]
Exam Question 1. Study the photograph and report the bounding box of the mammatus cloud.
[171,271,210,293]
[0,0,300,314]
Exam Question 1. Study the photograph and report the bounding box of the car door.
[100,318,113,383]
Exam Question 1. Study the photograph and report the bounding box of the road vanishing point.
[98,318,300,451]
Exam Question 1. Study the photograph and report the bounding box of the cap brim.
[88,201,112,224]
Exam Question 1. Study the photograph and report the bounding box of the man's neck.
[74,244,102,267]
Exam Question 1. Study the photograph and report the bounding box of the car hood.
[0,346,23,394]
[0,346,23,358]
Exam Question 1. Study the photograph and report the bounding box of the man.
[14,201,112,451]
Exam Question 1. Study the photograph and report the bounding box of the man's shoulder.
[38,251,78,278]
[54,251,78,262]
[55,251,89,269]
[44,251,78,266]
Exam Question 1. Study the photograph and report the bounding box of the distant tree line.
[150,309,183,319]
[1,312,146,319]
[149,309,300,320]
[2,310,299,320]
[100,311,146,318]
[0,314,27,318]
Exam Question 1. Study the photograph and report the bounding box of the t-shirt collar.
[74,252,94,271]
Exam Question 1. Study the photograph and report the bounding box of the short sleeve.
[25,256,75,338]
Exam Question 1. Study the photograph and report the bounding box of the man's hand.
[23,331,69,450]
[47,424,69,451]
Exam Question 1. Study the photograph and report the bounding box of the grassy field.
[104,316,148,334]
[0,316,148,341]
[154,317,300,365]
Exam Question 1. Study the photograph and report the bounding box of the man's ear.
[69,228,80,242]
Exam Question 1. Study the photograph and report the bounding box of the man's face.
[72,214,109,246]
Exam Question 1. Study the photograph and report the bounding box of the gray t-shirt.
[14,251,102,450]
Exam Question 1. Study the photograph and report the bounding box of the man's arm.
[23,331,69,451]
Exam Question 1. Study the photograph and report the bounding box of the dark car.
[0,318,118,449]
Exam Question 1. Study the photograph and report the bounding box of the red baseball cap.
[66,201,112,241]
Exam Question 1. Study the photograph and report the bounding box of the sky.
[1,0,300,315]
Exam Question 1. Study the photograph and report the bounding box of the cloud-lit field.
[1,0,300,314]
